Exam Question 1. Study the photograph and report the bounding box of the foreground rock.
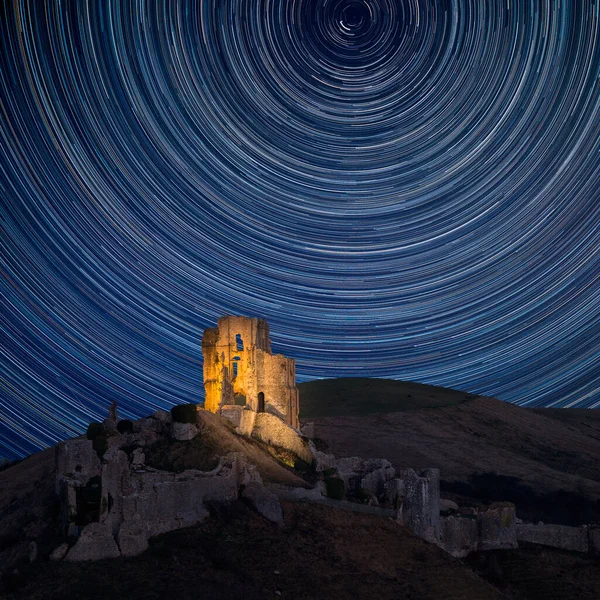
[242,482,284,525]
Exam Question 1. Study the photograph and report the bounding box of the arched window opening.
[257,392,265,413]
[232,356,241,379]
[236,334,244,351]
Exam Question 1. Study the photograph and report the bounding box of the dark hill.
[299,377,471,418]
[299,378,600,525]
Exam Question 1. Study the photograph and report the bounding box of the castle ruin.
[49,315,556,564]
[202,316,299,428]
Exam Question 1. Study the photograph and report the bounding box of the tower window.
[236,334,244,351]
[232,355,240,379]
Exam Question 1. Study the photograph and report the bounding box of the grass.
[144,435,221,473]
[298,377,474,419]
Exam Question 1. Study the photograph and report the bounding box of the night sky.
[1,1,600,460]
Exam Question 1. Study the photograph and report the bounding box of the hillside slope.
[299,378,600,523]
[7,501,506,600]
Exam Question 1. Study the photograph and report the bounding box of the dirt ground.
[468,543,600,600]
[6,501,506,600]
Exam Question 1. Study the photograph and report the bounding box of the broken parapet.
[477,503,518,551]
[58,445,244,561]
[401,468,440,543]
[516,523,589,553]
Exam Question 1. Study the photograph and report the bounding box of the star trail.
[1,0,600,459]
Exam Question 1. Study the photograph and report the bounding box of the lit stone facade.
[202,316,299,429]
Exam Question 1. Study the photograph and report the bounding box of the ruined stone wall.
[202,316,299,428]
[516,523,589,553]
[256,350,298,427]
[55,410,271,561]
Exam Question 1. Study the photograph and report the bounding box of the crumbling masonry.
[53,316,593,564]
[202,316,299,428]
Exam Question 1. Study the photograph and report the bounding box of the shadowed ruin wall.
[202,316,299,428]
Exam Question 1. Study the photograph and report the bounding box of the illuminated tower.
[202,316,299,428]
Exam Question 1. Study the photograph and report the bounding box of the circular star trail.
[1,0,600,459]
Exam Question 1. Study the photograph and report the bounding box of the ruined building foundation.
[202,316,299,428]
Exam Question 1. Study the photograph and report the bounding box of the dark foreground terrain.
[1,378,600,599]
[4,500,507,600]
[300,378,600,524]
[4,494,600,600]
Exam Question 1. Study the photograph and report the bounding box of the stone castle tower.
[202,316,299,428]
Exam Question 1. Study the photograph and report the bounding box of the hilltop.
[2,375,600,599]
[299,378,600,524]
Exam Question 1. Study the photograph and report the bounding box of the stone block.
[100,448,129,534]
[336,457,364,473]
[269,481,326,501]
[516,523,589,553]
[132,448,145,468]
[153,410,171,423]
[242,482,284,525]
[65,523,121,562]
[440,499,459,514]
[308,442,336,472]
[171,422,199,441]
[478,504,518,551]
[383,478,405,509]
[117,520,149,557]
[49,543,70,562]
[360,460,395,498]
[238,407,257,436]
[441,516,479,557]
[135,417,163,434]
